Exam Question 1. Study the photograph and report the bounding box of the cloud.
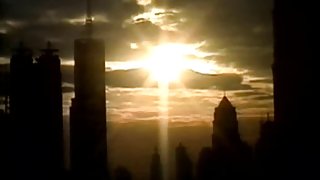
[106,68,150,88]
[1,63,253,91]
[136,0,152,6]
[233,90,273,101]
[249,78,273,84]
[1,1,273,62]
[59,65,253,90]
[181,71,253,90]
[252,95,273,101]
[1,0,274,87]
[234,91,267,97]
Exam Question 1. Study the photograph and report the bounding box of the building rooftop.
[217,96,234,108]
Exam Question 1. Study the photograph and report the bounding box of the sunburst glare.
[142,42,224,84]
[144,43,187,83]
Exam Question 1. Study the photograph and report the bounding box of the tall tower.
[150,147,162,180]
[175,143,193,180]
[273,0,302,126]
[212,96,240,146]
[273,1,316,126]
[9,42,64,179]
[9,43,36,178]
[271,0,317,178]
[211,96,252,179]
[9,43,33,125]
[34,42,64,177]
[70,0,107,179]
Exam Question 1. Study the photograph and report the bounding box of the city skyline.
[2,0,316,180]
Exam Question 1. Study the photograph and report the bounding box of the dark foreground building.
[34,42,64,177]
[69,0,107,179]
[197,96,252,180]
[256,0,318,179]
[150,147,162,180]
[70,38,107,179]
[9,42,64,179]
[175,143,193,180]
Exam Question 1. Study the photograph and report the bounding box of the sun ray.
[157,81,169,180]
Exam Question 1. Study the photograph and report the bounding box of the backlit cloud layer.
[1,0,273,74]
[1,0,274,117]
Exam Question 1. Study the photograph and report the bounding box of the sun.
[141,42,231,84]
[144,43,188,83]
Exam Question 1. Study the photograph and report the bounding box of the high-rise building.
[271,0,317,178]
[69,0,107,179]
[34,42,64,177]
[9,42,64,179]
[175,143,193,180]
[9,43,36,178]
[9,43,33,125]
[114,166,133,180]
[212,96,240,146]
[196,147,214,180]
[150,147,162,180]
[272,0,306,127]
[210,96,252,179]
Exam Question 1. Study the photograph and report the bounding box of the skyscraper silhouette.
[114,166,133,180]
[9,43,33,130]
[196,147,214,180]
[272,0,312,128]
[271,0,317,178]
[0,98,10,179]
[150,147,162,180]
[210,96,252,179]
[9,43,36,179]
[212,96,240,145]
[34,42,64,177]
[9,42,64,179]
[175,143,193,180]
[69,0,107,179]
[0,68,9,114]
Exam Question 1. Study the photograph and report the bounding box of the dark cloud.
[181,72,253,90]
[233,91,273,101]
[249,78,273,84]
[106,68,150,88]
[234,91,267,97]
[126,21,162,42]
[59,65,253,90]
[1,0,108,20]
[173,0,274,74]
[0,63,253,90]
[252,95,273,101]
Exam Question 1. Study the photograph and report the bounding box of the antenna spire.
[86,0,92,20]
[40,41,58,55]
[85,0,93,37]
